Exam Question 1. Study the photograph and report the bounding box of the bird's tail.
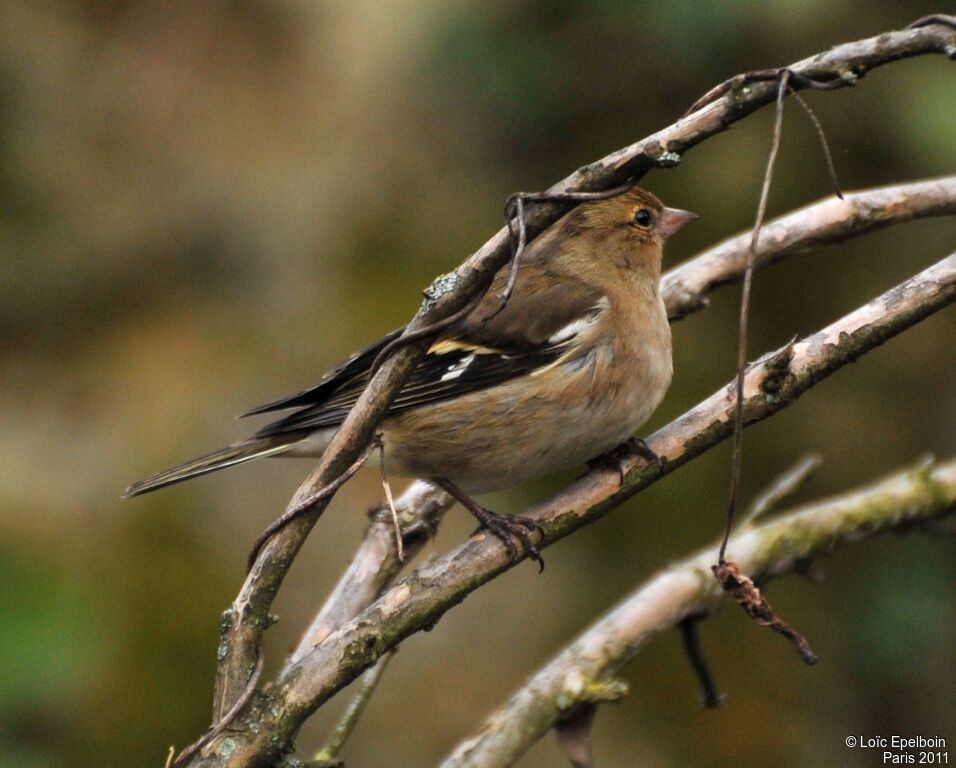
[123,437,295,497]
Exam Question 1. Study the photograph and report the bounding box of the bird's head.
[582,186,697,249]
[537,186,696,286]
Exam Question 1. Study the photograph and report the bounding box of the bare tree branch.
[313,650,396,764]
[663,175,956,321]
[741,453,823,527]
[286,481,452,670]
[186,252,955,766]
[209,21,956,722]
[442,456,956,767]
[677,615,723,709]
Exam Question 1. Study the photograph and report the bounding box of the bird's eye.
[633,208,652,227]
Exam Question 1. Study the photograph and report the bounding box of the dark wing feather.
[251,342,566,438]
[248,264,606,439]
[240,327,404,417]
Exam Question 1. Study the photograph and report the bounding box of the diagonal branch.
[189,253,955,766]
[442,456,956,767]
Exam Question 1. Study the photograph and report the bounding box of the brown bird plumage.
[125,187,695,558]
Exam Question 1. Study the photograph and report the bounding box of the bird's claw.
[627,437,664,470]
[473,513,545,573]
[437,477,545,572]
[590,437,664,487]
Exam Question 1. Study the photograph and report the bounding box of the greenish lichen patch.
[341,631,386,673]
[422,271,461,309]
[758,518,825,564]
[657,151,682,168]
[557,673,628,713]
[219,737,238,757]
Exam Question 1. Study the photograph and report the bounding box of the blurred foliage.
[0,1,953,766]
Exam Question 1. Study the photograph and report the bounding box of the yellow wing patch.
[428,339,500,356]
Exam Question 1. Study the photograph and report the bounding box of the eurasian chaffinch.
[126,187,696,561]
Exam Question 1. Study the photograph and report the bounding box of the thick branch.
[191,253,955,766]
[211,22,956,718]
[442,457,956,767]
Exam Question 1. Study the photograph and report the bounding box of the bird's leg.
[588,437,664,487]
[433,478,545,572]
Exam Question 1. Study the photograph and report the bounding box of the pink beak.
[659,207,698,239]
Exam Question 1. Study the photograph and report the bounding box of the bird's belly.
[379,343,670,494]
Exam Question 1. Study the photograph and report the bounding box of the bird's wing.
[240,327,405,417]
[248,266,607,439]
[454,261,605,349]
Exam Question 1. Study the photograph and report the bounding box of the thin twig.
[788,89,843,199]
[245,439,380,573]
[314,651,396,763]
[285,481,452,671]
[683,67,850,118]
[907,14,956,32]
[720,69,791,565]
[662,176,956,322]
[378,445,403,562]
[741,453,823,527]
[678,616,723,708]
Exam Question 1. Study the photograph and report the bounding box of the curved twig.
[246,439,381,573]
[313,651,397,764]
[174,645,265,768]
[720,68,791,565]
[741,453,823,527]
[789,89,843,199]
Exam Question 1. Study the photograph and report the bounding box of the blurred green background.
[1,1,954,766]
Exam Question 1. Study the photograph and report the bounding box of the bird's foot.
[433,478,545,572]
[589,437,664,487]
[471,507,545,573]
